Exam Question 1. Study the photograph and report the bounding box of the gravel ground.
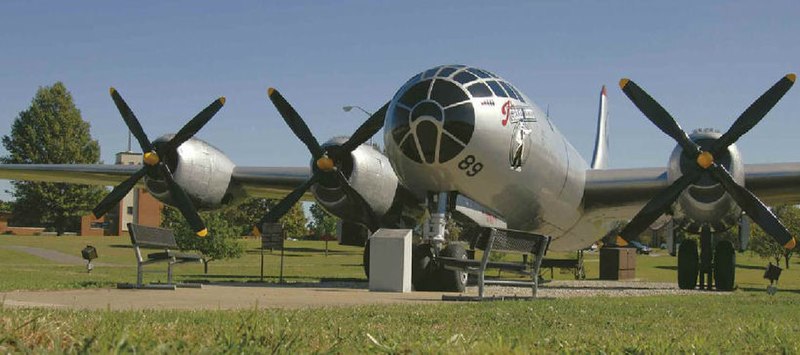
[0,280,720,310]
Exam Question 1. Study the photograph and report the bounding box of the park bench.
[438,227,551,300]
[539,251,585,280]
[117,223,203,290]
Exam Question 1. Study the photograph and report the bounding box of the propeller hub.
[143,151,160,166]
[316,156,335,172]
[696,151,714,169]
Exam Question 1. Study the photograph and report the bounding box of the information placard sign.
[261,223,284,250]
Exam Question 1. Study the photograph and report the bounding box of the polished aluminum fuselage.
[384,67,589,250]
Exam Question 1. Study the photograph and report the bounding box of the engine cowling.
[311,137,422,228]
[145,135,241,210]
[667,129,745,233]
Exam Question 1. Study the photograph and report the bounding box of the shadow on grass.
[656,264,768,271]
[739,286,800,294]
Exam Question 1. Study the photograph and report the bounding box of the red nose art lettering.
[501,100,511,126]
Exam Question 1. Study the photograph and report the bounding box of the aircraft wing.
[583,162,800,219]
[0,164,312,200]
[0,164,144,187]
[230,166,311,200]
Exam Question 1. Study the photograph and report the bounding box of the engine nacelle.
[145,136,242,210]
[667,129,744,233]
[311,137,422,229]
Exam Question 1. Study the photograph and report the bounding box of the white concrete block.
[368,229,412,292]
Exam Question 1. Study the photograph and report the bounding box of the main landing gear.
[677,226,735,291]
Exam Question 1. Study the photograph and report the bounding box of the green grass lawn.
[2,235,800,353]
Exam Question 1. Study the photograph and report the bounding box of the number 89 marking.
[457,155,483,177]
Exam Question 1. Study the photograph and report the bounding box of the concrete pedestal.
[368,229,412,292]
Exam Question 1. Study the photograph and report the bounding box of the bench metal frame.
[440,227,551,300]
[123,223,203,290]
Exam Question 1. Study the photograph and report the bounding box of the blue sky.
[0,1,798,200]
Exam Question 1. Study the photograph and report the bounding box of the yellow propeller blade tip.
[615,235,629,247]
[219,97,226,105]
[787,73,796,83]
[619,78,630,89]
[267,87,276,96]
[784,237,796,250]
[196,229,208,238]
[109,87,117,95]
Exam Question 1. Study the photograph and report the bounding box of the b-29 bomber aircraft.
[0,65,797,292]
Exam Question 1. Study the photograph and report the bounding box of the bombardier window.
[454,71,478,84]
[467,83,492,97]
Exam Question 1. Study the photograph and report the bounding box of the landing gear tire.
[678,239,699,290]
[412,244,435,291]
[714,240,736,291]
[438,243,468,292]
[363,240,370,278]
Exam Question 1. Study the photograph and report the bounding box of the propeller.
[93,88,226,237]
[616,74,796,249]
[258,88,389,232]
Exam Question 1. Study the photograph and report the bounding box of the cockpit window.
[467,82,492,98]
[453,71,478,85]
[486,80,508,97]
[423,68,439,79]
[500,81,520,101]
[437,67,457,78]
[467,68,492,79]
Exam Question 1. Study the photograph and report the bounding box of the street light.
[342,105,377,147]
[342,105,373,116]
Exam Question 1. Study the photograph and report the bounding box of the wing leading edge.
[0,164,313,201]
[584,162,800,220]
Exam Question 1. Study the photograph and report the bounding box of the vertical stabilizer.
[591,85,609,169]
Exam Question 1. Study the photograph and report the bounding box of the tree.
[307,203,338,239]
[223,197,308,239]
[1,82,104,235]
[161,206,244,274]
[280,203,308,239]
[748,205,800,269]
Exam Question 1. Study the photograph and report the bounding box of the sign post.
[261,223,285,283]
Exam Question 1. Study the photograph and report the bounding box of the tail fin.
[591,85,609,169]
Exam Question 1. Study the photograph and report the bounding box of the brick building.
[86,151,163,236]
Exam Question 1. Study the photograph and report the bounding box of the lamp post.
[342,105,377,147]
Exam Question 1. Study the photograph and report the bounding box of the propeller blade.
[332,170,379,231]
[156,163,207,237]
[258,174,319,231]
[336,101,390,156]
[109,88,154,153]
[92,167,148,218]
[165,97,226,152]
[267,88,324,158]
[711,74,796,155]
[617,170,702,245]
[708,164,796,249]
[619,79,700,157]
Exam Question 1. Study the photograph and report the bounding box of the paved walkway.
[0,281,709,310]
